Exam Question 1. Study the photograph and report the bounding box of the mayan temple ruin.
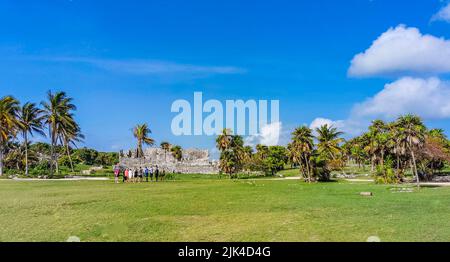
[119,148,219,174]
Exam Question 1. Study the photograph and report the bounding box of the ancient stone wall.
[119,148,219,174]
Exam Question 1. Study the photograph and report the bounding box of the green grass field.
[0,177,449,242]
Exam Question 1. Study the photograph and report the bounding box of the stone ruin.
[119,148,219,174]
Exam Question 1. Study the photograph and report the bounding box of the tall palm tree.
[315,124,344,160]
[133,124,155,158]
[18,102,46,176]
[160,141,171,161]
[41,91,77,176]
[216,128,232,151]
[290,126,315,182]
[0,96,21,176]
[395,115,426,188]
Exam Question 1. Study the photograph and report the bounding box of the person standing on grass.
[129,168,134,183]
[113,165,120,184]
[149,166,154,181]
[123,168,128,183]
[144,167,149,182]
[134,169,139,183]
[138,167,143,183]
[155,165,159,182]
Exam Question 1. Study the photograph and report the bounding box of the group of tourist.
[113,165,166,184]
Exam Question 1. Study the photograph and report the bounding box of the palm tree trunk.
[410,149,420,189]
[65,141,74,172]
[370,155,375,172]
[304,155,311,183]
[49,125,54,177]
[0,144,3,176]
[137,140,142,158]
[24,132,29,176]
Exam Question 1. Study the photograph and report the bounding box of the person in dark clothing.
[155,165,159,182]
[144,167,149,182]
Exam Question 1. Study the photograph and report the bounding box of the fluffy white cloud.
[309,118,365,137]
[432,3,450,23]
[310,78,450,137]
[352,77,450,119]
[348,25,450,77]
[245,122,282,147]
[309,118,343,130]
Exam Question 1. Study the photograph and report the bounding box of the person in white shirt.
[149,166,154,181]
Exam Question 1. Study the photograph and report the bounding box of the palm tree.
[170,145,183,161]
[290,126,315,182]
[315,124,344,160]
[243,146,254,162]
[41,91,77,176]
[216,128,232,151]
[395,115,426,188]
[256,144,269,160]
[0,96,20,176]
[368,120,392,168]
[160,141,171,161]
[59,118,84,172]
[18,102,45,176]
[133,124,155,158]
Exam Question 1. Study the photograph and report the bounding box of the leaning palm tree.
[18,102,46,176]
[133,124,155,158]
[0,96,21,176]
[59,118,84,172]
[395,114,426,188]
[41,91,77,176]
[160,141,171,161]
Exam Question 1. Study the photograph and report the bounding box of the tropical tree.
[160,141,171,161]
[315,124,344,161]
[395,115,426,188]
[59,119,84,172]
[264,146,288,175]
[41,91,77,176]
[170,145,183,161]
[133,123,155,158]
[18,102,45,175]
[0,96,20,176]
[290,126,314,182]
[216,128,232,151]
[216,129,245,177]
[255,144,269,160]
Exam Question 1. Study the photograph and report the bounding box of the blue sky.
[1,0,450,155]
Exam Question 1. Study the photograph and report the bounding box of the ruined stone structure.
[119,148,219,174]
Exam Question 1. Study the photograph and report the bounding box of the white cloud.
[245,122,282,147]
[309,78,450,138]
[39,56,245,76]
[309,118,364,137]
[309,118,343,130]
[432,3,450,23]
[348,25,450,77]
[352,77,450,119]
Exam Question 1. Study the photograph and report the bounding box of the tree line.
[0,92,117,177]
[215,115,450,187]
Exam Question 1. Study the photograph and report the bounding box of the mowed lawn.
[0,178,449,242]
